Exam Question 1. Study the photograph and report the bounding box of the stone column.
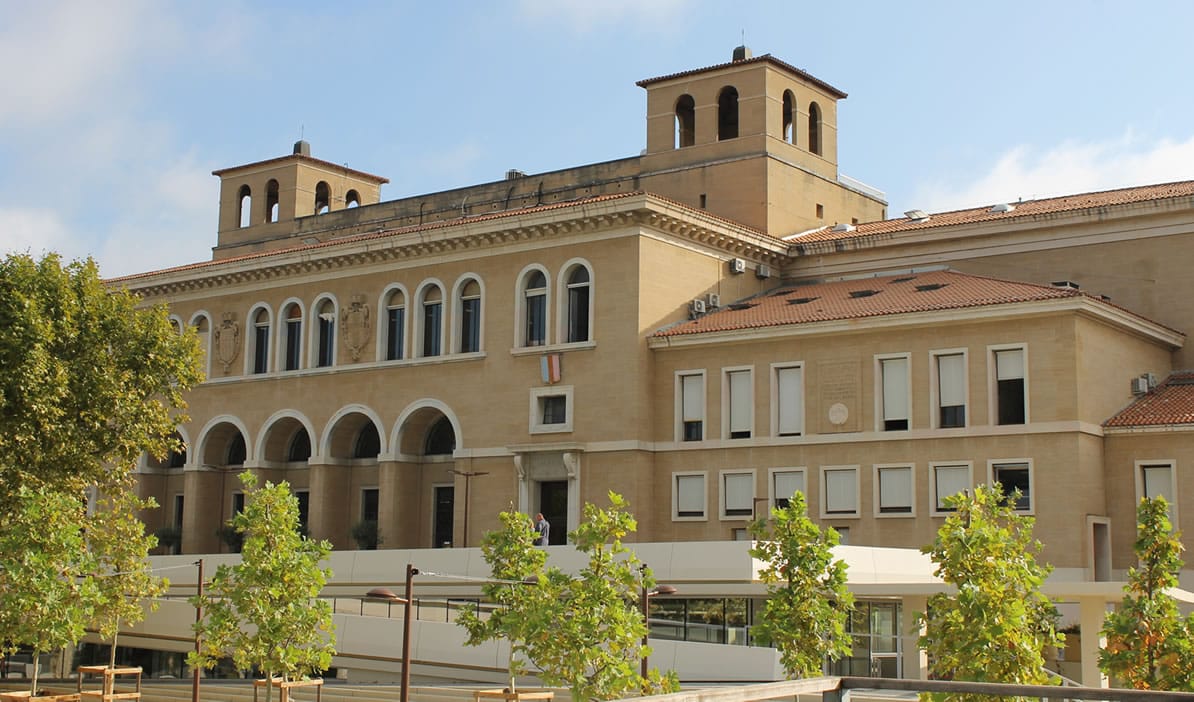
[182,466,222,554]
[309,460,350,550]
[901,594,929,680]
[1079,596,1109,687]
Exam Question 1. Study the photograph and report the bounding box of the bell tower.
[211,141,389,259]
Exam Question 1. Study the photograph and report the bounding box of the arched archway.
[390,400,463,549]
[192,417,252,554]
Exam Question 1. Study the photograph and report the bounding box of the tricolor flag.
[541,353,562,384]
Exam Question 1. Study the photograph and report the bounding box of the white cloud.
[517,0,687,32]
[914,131,1194,213]
[0,207,85,260]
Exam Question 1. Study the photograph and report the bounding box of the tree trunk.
[109,634,119,669]
[264,668,273,702]
[30,652,40,696]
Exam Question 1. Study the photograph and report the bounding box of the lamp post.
[450,469,489,547]
[638,563,677,679]
[364,564,418,702]
[192,559,203,702]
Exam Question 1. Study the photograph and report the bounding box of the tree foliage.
[0,252,203,513]
[89,486,170,668]
[1099,496,1194,690]
[459,493,679,702]
[0,485,99,694]
[748,491,853,678]
[190,473,335,702]
[917,485,1062,701]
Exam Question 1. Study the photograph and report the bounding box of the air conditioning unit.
[1131,376,1150,395]
[756,264,772,279]
[689,299,707,318]
[729,258,746,274]
[1145,372,1158,389]
[707,293,721,309]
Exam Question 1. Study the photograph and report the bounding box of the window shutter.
[882,358,909,420]
[777,367,803,435]
[879,467,912,509]
[729,370,751,434]
[996,349,1025,380]
[935,466,969,508]
[773,471,805,503]
[824,469,856,513]
[682,375,704,422]
[938,354,965,406]
[676,475,704,515]
[724,473,753,513]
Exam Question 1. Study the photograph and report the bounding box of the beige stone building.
[121,47,1194,594]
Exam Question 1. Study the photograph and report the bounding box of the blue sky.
[3,0,1194,277]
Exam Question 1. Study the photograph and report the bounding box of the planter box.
[0,692,81,702]
[76,665,141,702]
[473,691,554,702]
[252,677,323,702]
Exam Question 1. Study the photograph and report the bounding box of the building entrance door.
[539,480,568,546]
[434,485,454,548]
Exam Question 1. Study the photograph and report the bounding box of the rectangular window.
[876,465,914,515]
[317,315,335,367]
[253,325,269,374]
[994,347,1026,425]
[361,488,379,523]
[879,355,910,431]
[173,494,184,529]
[721,471,755,518]
[541,396,567,424]
[423,302,442,356]
[773,364,803,437]
[526,295,546,346]
[1138,461,1177,527]
[678,372,705,442]
[822,466,859,518]
[771,468,806,510]
[530,386,573,434]
[935,351,966,428]
[725,368,752,439]
[285,319,301,370]
[991,461,1032,512]
[674,473,706,519]
[232,492,245,515]
[932,464,970,514]
[386,306,405,360]
[460,297,481,353]
[295,490,310,533]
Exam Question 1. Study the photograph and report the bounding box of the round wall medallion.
[828,403,849,425]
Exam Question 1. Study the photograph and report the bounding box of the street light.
[364,564,418,702]
[450,469,489,547]
[638,563,678,679]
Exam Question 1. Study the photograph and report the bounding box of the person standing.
[533,512,550,546]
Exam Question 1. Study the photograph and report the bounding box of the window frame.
[1136,460,1178,528]
[515,265,551,349]
[989,343,1029,425]
[377,284,409,362]
[278,299,305,372]
[674,369,707,443]
[452,274,485,355]
[245,304,273,375]
[820,465,860,519]
[988,458,1034,514]
[309,295,339,369]
[769,467,807,511]
[770,362,804,438]
[672,471,708,521]
[719,469,757,520]
[930,462,973,516]
[414,280,446,358]
[930,348,968,429]
[529,385,574,434]
[557,259,594,345]
[874,464,915,518]
[875,353,912,432]
[722,365,754,440]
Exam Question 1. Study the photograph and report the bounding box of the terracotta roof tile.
[654,270,1095,337]
[211,153,389,183]
[1104,371,1194,427]
[636,54,847,99]
[789,180,1194,246]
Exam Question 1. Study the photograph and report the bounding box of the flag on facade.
[541,353,562,384]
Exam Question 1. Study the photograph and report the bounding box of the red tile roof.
[1105,371,1194,427]
[654,270,1097,337]
[636,54,847,99]
[790,180,1194,245]
[211,153,389,184]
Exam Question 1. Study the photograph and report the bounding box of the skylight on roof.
[787,296,819,305]
[890,276,917,284]
[914,283,948,292]
[849,289,879,299]
[728,302,757,311]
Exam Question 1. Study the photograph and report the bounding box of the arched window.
[345,190,360,208]
[563,264,592,343]
[266,179,280,223]
[190,313,211,379]
[717,86,739,141]
[675,94,695,148]
[458,278,482,353]
[808,101,823,156]
[782,90,796,145]
[227,433,247,466]
[425,416,456,456]
[315,298,336,367]
[315,181,330,214]
[287,429,311,462]
[250,307,270,374]
[522,270,547,347]
[353,423,381,459]
[237,185,251,228]
[384,288,405,361]
[419,284,443,357]
[282,302,303,371]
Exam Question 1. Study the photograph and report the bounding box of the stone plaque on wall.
[817,358,861,433]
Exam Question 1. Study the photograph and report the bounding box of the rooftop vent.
[890,276,917,284]
[506,169,527,180]
[1052,280,1080,290]
[732,45,753,61]
[787,296,819,305]
[989,202,1016,213]
[849,289,879,299]
[904,209,930,223]
[914,283,948,292]
[831,223,856,233]
[728,302,756,311]
[293,140,311,156]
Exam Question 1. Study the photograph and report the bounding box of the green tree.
[459,493,679,701]
[0,252,203,512]
[88,486,170,668]
[917,485,1062,701]
[0,485,99,694]
[190,473,335,702]
[748,491,853,678]
[1099,496,1194,690]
